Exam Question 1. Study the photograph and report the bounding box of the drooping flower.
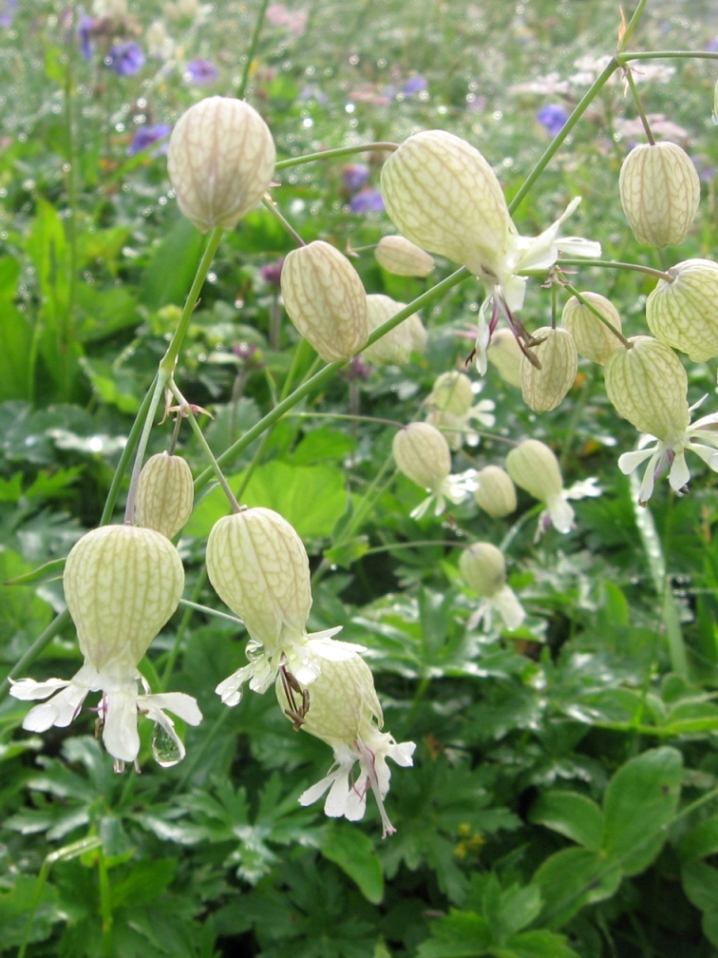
[424,371,495,449]
[206,508,364,705]
[380,130,601,373]
[127,123,171,157]
[374,235,434,277]
[459,542,526,631]
[561,291,623,365]
[105,41,145,76]
[10,526,201,770]
[135,452,194,539]
[618,399,718,504]
[276,655,415,837]
[392,422,477,519]
[362,294,417,366]
[506,439,600,539]
[473,465,517,518]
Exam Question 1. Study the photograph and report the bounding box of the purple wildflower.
[185,58,218,85]
[78,14,95,59]
[536,104,569,138]
[105,42,145,76]
[0,0,17,28]
[402,75,427,96]
[349,188,385,214]
[707,38,718,52]
[297,84,328,105]
[127,123,171,157]
[342,163,370,194]
[260,258,285,288]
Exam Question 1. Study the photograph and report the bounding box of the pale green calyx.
[561,292,623,365]
[618,142,700,248]
[506,439,575,537]
[362,293,416,366]
[459,542,525,631]
[281,241,368,362]
[136,452,195,540]
[375,235,434,277]
[646,259,718,362]
[487,328,523,388]
[520,327,578,412]
[167,96,276,233]
[473,465,517,518]
[604,336,689,441]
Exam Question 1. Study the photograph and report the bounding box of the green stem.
[63,4,78,399]
[194,267,470,492]
[509,57,620,213]
[286,411,405,429]
[123,372,170,523]
[275,142,398,171]
[160,568,208,691]
[237,0,270,99]
[557,258,673,283]
[361,539,465,557]
[622,50,718,62]
[261,195,305,246]
[169,382,241,513]
[161,227,224,373]
[97,849,113,957]
[178,598,243,626]
[625,67,655,144]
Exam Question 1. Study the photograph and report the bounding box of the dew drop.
[151,724,182,767]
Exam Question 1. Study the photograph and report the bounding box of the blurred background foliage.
[3,0,718,955]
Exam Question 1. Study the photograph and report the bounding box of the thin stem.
[172,707,232,796]
[286,411,406,429]
[261,195,305,247]
[100,373,158,525]
[123,372,169,524]
[237,0,270,99]
[63,5,78,399]
[625,67,655,144]
[562,283,632,348]
[178,598,243,626]
[194,267,471,493]
[509,56,620,213]
[558,258,674,283]
[275,142,398,171]
[362,540,466,557]
[97,849,113,957]
[161,227,224,373]
[169,382,241,513]
[622,50,718,62]
[160,568,208,691]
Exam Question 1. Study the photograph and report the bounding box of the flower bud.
[64,526,185,673]
[561,292,623,365]
[167,96,276,233]
[380,130,514,280]
[646,259,718,362]
[362,294,415,366]
[520,327,578,412]
[506,439,563,504]
[604,336,689,439]
[473,465,517,518]
[392,422,451,492]
[135,453,194,540]
[276,654,382,747]
[618,142,700,248]
[487,328,523,388]
[459,543,506,597]
[375,235,434,277]
[428,371,474,415]
[206,508,311,651]
[281,241,368,362]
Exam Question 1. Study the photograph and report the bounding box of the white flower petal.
[103,690,141,763]
[638,459,657,503]
[9,677,72,701]
[493,585,526,631]
[474,299,492,375]
[554,237,602,259]
[668,450,691,491]
[22,683,90,732]
[547,494,574,534]
[501,274,528,313]
[618,447,657,475]
[141,692,203,726]
[299,773,337,807]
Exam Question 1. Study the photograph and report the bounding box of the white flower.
[215,628,365,706]
[467,586,526,633]
[410,468,478,520]
[618,402,718,504]
[474,197,601,374]
[299,725,416,839]
[10,663,201,772]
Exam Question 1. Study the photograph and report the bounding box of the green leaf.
[323,536,370,570]
[528,791,603,852]
[679,816,718,863]
[187,461,347,539]
[320,824,384,904]
[484,879,542,942]
[0,302,32,401]
[0,874,64,949]
[75,285,139,342]
[502,929,581,958]
[79,357,141,413]
[110,859,177,911]
[417,910,492,957]
[600,746,682,875]
[532,847,622,929]
[682,861,718,915]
